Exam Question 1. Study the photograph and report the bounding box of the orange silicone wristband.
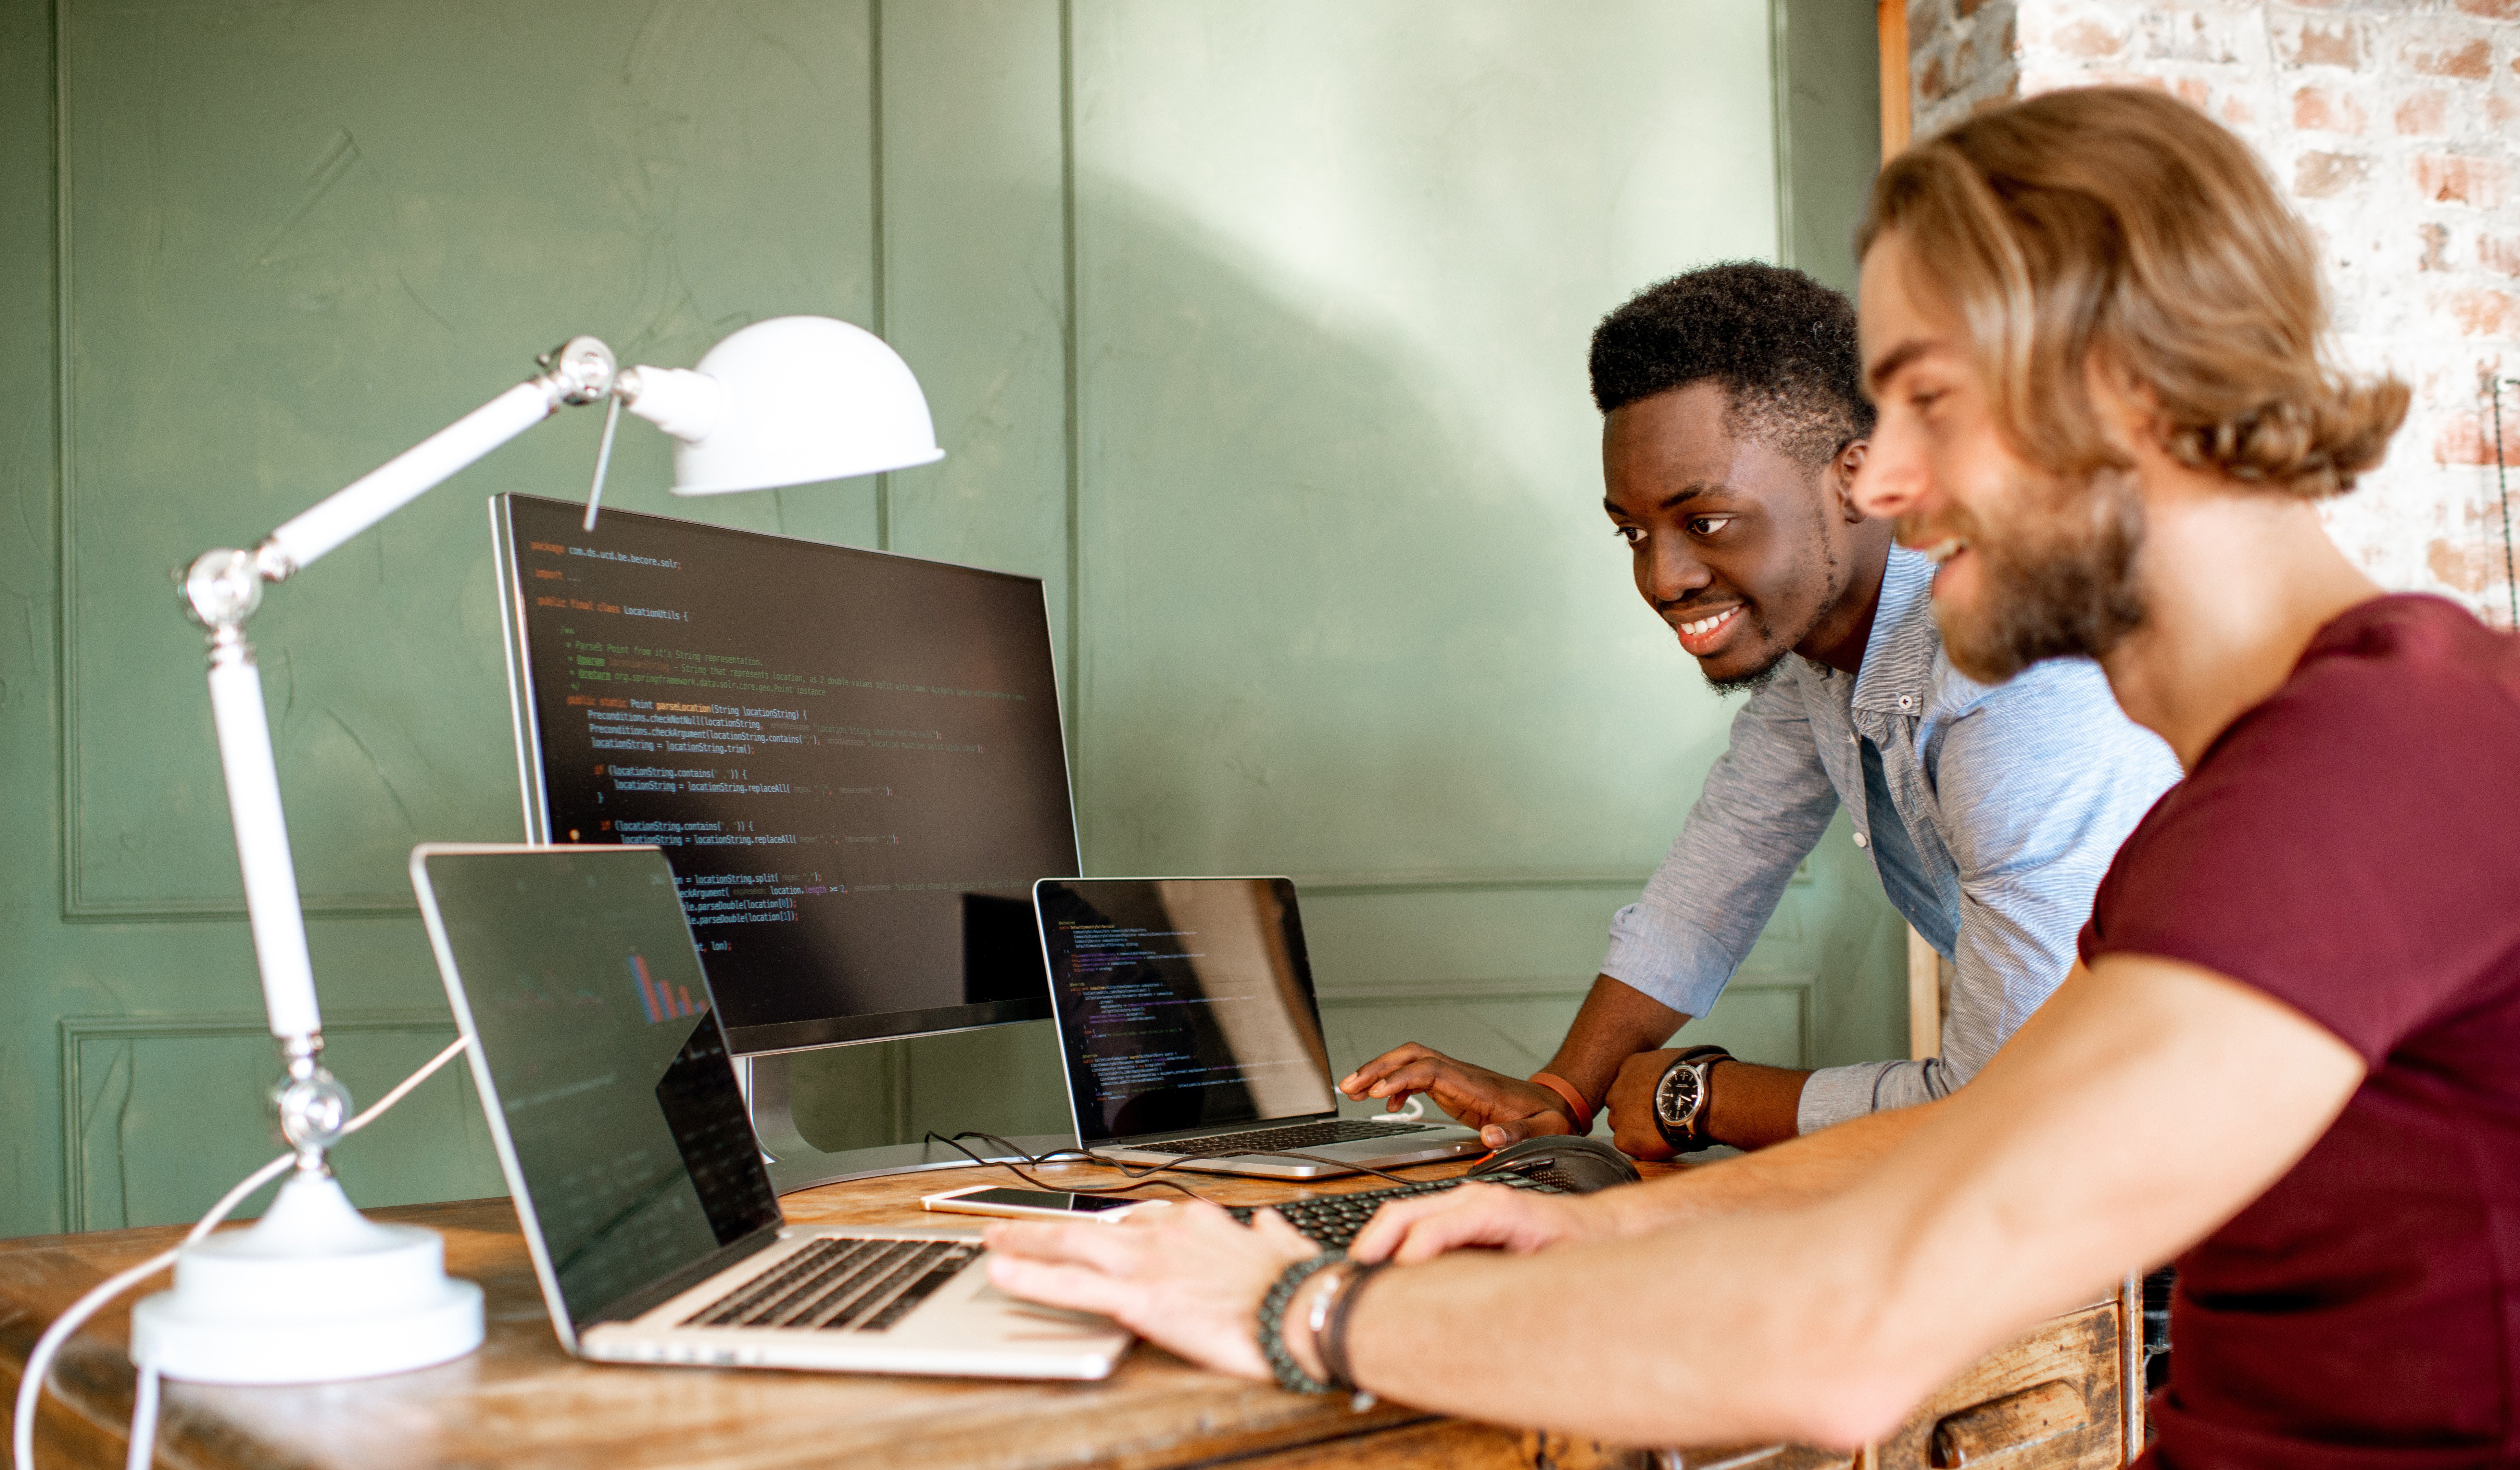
[1527,1072,1595,1135]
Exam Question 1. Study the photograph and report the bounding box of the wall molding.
[59,1008,456,1232]
[1292,859,1810,898]
[49,0,420,923]
[1318,973,1817,1068]
[1292,867,1652,898]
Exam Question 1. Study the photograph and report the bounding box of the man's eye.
[1614,525,1646,546]
[1687,516,1734,537]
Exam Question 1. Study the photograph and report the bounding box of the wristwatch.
[1652,1046,1734,1151]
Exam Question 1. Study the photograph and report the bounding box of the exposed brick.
[2428,538,2499,594]
[2294,85,2368,133]
[2222,93,2255,126]
[2395,91,2449,136]
[2491,95,2519,129]
[2281,20,2360,68]
[2140,8,2243,63]
[2441,289,2520,337]
[2417,154,2510,208]
[2051,17,2125,58]
[2422,223,2453,271]
[2298,150,2375,197]
[1919,50,1953,102]
[2456,0,2520,20]
[2406,37,2493,81]
[2436,411,2520,466]
[2485,236,2520,277]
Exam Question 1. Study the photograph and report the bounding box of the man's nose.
[1852,424,1929,522]
[1646,539,1713,602]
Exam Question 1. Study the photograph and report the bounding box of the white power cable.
[13,1035,471,1470]
[1367,1094,1428,1124]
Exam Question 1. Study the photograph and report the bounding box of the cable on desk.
[920,1129,1473,1211]
[12,1034,475,1470]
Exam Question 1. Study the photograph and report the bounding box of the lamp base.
[129,1172,483,1385]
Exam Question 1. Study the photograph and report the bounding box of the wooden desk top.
[0,1159,1662,1470]
[1,1160,2129,1470]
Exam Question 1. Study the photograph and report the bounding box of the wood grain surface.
[0,1159,2125,1469]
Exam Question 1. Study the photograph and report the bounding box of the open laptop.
[412,843,1132,1380]
[1033,876,1484,1180]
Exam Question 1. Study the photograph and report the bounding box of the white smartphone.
[921,1184,1173,1223]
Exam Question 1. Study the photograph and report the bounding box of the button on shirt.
[1601,546,2181,1132]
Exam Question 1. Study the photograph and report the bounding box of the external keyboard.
[1230,1171,1565,1250]
[684,1238,978,1332]
[1138,1118,1436,1159]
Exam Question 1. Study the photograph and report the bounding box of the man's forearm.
[1540,975,1689,1105]
[1323,961,2369,1449]
[1592,1100,1938,1235]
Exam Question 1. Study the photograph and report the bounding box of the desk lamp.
[130,317,944,1385]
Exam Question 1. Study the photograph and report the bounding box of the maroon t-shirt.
[2079,596,2520,1469]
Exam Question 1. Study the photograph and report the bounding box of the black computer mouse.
[1468,1134,1642,1194]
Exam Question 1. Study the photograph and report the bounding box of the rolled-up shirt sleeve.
[1602,673,1844,1019]
[1794,660,2179,1131]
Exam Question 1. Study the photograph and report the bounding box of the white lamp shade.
[667,316,944,496]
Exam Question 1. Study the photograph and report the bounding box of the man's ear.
[1832,440,1871,524]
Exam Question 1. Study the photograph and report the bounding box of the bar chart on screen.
[630,954,700,1024]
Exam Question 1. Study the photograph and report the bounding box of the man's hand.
[1340,1043,1576,1147]
[1348,1181,1604,1264]
[1602,1048,1684,1161]
[983,1202,1320,1380]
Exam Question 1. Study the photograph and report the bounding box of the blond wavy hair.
[1857,87,2406,497]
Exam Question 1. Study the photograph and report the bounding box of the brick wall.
[1904,0,2520,623]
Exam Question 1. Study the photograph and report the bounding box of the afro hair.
[1588,262,1875,468]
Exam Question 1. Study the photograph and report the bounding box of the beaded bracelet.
[1256,1251,1346,1395]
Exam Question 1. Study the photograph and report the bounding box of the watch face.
[1655,1062,1705,1128]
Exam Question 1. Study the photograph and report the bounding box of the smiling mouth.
[1673,604,1744,656]
[1919,536,1967,567]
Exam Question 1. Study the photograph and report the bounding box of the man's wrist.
[1527,1071,1595,1134]
[1698,1060,1813,1151]
[1283,1266,1340,1381]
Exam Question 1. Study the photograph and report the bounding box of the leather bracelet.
[1526,1072,1594,1135]
[1320,1259,1390,1403]
[1257,1252,1345,1395]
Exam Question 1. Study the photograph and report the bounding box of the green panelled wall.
[0,0,1888,1238]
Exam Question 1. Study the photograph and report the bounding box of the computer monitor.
[490,493,1079,1058]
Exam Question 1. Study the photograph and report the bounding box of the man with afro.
[1343,261,2179,1160]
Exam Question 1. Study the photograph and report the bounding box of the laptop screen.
[415,847,782,1327]
[1034,877,1337,1143]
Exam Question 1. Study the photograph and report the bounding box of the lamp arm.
[176,335,619,1158]
[256,338,619,580]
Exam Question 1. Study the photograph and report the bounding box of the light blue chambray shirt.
[1601,546,2182,1132]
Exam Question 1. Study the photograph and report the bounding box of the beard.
[1935,467,2149,684]
[1702,610,1794,697]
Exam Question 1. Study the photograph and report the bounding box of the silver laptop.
[1033,876,1483,1180]
[413,843,1132,1380]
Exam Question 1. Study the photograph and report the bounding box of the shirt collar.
[1849,545,1943,717]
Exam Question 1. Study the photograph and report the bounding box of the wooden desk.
[0,1161,2134,1469]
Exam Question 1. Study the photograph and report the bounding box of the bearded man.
[980,87,2520,1464]
[1344,261,2177,1160]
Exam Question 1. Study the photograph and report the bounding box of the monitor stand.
[735,1053,1076,1195]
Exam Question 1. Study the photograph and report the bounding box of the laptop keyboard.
[1133,1118,1438,1159]
[1230,1172,1565,1250]
[684,1238,978,1332]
